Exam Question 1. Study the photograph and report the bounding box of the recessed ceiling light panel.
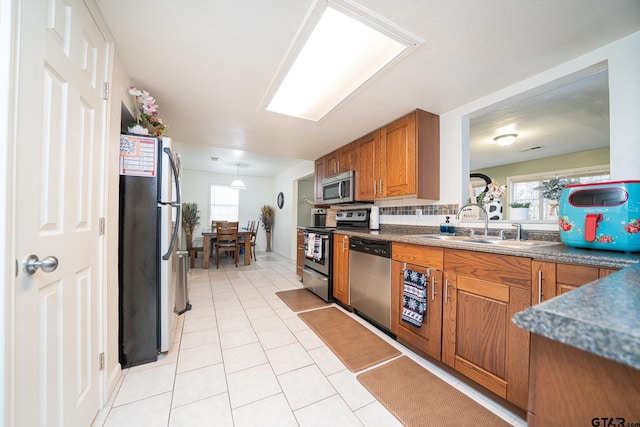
[264,0,422,121]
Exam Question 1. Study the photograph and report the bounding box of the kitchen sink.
[464,238,558,248]
[415,234,558,248]
[415,234,470,241]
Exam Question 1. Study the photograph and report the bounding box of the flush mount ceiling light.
[230,163,246,190]
[493,133,519,146]
[265,0,421,121]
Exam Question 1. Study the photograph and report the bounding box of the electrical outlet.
[416,209,423,218]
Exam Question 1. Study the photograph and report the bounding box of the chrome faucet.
[456,203,489,236]
[512,223,523,241]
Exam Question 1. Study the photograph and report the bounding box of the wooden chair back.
[215,221,239,268]
[249,220,258,261]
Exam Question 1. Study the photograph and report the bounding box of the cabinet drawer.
[393,242,443,269]
[444,249,531,289]
[556,263,599,286]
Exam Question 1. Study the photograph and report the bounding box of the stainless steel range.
[302,208,370,302]
[303,227,334,302]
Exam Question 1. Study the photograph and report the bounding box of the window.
[210,185,239,222]
[508,166,610,220]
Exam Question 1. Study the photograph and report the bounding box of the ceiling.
[95,0,640,177]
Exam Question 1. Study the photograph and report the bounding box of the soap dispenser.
[440,216,456,235]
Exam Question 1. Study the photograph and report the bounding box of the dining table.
[201,230,252,269]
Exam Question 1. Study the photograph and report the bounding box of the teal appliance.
[559,180,640,252]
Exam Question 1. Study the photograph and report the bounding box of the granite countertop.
[333,225,640,269]
[328,224,640,369]
[512,264,640,370]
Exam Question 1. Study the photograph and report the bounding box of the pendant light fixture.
[230,163,246,190]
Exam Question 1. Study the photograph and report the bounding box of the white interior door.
[13,0,108,425]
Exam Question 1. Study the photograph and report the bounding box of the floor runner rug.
[276,289,329,312]
[298,307,401,372]
[357,356,511,427]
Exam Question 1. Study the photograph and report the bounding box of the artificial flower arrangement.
[128,85,167,136]
[483,181,506,203]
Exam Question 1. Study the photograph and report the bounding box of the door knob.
[23,254,59,275]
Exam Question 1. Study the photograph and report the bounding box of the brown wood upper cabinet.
[326,143,354,176]
[357,109,440,201]
[442,249,531,410]
[354,131,377,201]
[315,108,440,203]
[531,261,618,305]
[314,157,326,204]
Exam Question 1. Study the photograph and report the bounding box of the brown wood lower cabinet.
[527,334,640,426]
[296,229,304,279]
[391,242,443,360]
[332,234,350,305]
[442,249,531,410]
[531,261,619,305]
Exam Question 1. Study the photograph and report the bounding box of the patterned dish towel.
[402,269,427,328]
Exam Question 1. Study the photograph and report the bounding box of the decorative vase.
[510,207,529,221]
[265,230,272,252]
[185,232,193,250]
[127,124,149,135]
[486,201,503,220]
[546,199,560,220]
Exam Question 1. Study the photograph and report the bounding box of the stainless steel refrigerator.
[118,134,182,367]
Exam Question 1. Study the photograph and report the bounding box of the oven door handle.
[305,234,330,240]
[338,180,344,200]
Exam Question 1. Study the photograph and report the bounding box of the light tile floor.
[93,252,527,427]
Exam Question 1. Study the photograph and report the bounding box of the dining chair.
[249,220,258,261]
[215,221,239,268]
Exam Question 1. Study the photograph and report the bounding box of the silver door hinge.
[102,82,110,100]
[99,217,105,235]
[99,353,104,371]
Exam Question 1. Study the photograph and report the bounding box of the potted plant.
[181,202,200,249]
[535,178,569,219]
[260,205,274,252]
[509,202,531,221]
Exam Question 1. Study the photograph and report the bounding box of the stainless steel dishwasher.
[349,237,392,334]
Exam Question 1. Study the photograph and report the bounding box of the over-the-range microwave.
[321,171,354,204]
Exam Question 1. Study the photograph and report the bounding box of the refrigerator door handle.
[162,147,181,261]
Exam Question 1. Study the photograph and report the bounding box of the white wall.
[297,178,315,227]
[177,160,313,260]
[439,31,640,205]
[272,161,315,260]
[178,167,275,252]
[103,53,131,404]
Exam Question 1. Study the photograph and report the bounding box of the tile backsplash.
[379,204,459,216]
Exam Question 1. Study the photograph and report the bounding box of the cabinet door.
[556,263,598,295]
[355,132,377,200]
[379,113,416,197]
[326,145,354,176]
[314,157,326,203]
[393,261,443,360]
[296,230,304,279]
[338,143,354,173]
[531,261,556,305]
[326,151,338,176]
[332,234,350,304]
[443,249,531,409]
